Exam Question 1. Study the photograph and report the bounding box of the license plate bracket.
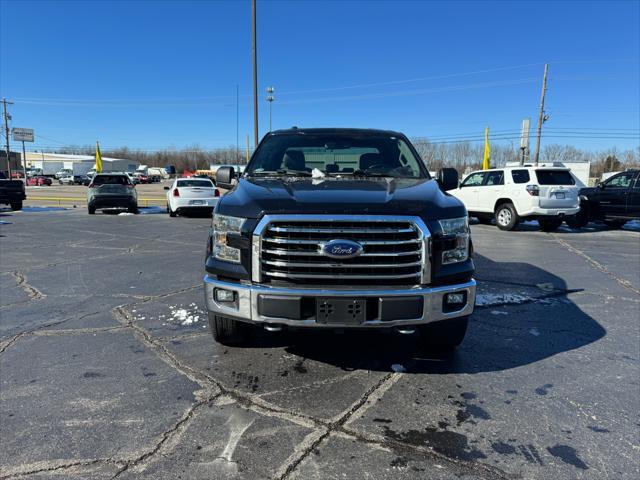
[316,298,366,325]
[555,192,565,199]
[190,200,205,205]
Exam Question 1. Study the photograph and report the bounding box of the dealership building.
[24,152,139,174]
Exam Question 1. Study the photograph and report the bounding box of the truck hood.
[217,176,466,220]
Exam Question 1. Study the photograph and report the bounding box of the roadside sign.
[12,127,34,142]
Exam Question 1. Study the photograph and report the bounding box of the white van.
[449,166,580,231]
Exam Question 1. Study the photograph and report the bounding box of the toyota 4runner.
[450,165,581,231]
[203,128,476,350]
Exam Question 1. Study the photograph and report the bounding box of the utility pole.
[266,86,274,132]
[251,0,259,149]
[519,117,531,166]
[533,63,549,166]
[3,98,14,177]
[236,84,239,162]
[246,134,250,163]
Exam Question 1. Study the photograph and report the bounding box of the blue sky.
[0,0,638,153]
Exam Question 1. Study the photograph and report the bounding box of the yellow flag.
[482,127,490,170]
[95,141,103,173]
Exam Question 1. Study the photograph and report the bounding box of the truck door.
[598,171,636,218]
[457,172,486,211]
[627,173,640,218]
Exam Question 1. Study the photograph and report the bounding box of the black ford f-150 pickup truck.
[0,171,26,211]
[203,128,475,350]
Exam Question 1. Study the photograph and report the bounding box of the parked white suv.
[450,166,580,231]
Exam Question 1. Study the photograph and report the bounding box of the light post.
[266,86,274,132]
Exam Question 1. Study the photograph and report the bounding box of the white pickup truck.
[449,166,580,231]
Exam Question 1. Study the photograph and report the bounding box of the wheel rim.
[497,208,512,226]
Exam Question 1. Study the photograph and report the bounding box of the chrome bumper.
[203,276,476,328]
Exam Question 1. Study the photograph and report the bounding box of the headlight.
[439,217,470,264]
[211,214,246,263]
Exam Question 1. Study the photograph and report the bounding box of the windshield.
[246,133,427,178]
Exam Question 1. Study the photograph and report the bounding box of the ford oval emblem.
[320,239,363,259]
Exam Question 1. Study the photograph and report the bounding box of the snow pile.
[476,293,530,306]
[391,364,406,373]
[623,220,640,232]
[168,303,205,326]
[118,212,134,216]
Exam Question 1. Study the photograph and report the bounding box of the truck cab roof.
[267,127,407,138]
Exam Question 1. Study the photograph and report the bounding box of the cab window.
[484,170,504,186]
[511,169,530,184]
[604,172,634,188]
[461,172,485,187]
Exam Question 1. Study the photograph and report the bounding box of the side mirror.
[216,166,235,190]
[597,181,605,189]
[437,168,459,191]
[163,186,170,190]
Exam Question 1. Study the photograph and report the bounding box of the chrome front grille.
[253,215,430,286]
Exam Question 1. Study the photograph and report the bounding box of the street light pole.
[266,86,274,132]
[2,98,13,177]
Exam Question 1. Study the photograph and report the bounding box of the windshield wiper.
[249,169,312,177]
[350,170,395,178]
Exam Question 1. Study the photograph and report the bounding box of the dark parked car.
[204,128,475,349]
[73,174,90,185]
[567,169,640,228]
[0,171,26,210]
[87,173,138,214]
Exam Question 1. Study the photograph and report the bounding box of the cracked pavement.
[0,208,638,479]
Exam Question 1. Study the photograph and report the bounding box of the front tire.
[417,316,469,351]
[208,313,251,346]
[88,205,96,214]
[495,203,519,231]
[538,217,563,232]
[10,201,22,211]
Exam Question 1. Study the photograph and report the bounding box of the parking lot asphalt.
[1,208,638,480]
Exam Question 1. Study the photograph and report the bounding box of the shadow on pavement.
[247,254,606,374]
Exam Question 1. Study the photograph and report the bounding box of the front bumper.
[203,276,476,328]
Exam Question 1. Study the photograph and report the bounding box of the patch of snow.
[623,220,640,232]
[490,310,509,315]
[529,328,541,336]
[312,168,325,178]
[118,212,134,216]
[139,206,166,215]
[476,293,530,306]
[391,364,406,373]
[168,304,205,326]
[21,206,67,212]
